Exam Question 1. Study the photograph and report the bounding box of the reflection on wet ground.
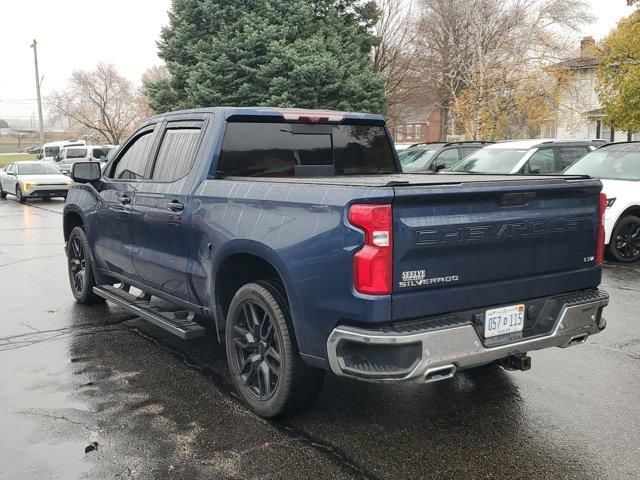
[1,198,639,479]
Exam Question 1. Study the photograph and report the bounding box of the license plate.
[484,304,525,338]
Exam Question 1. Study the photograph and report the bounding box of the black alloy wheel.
[231,298,282,401]
[610,215,640,263]
[225,281,324,417]
[66,226,104,304]
[69,234,87,296]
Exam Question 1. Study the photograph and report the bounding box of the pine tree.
[146,0,386,113]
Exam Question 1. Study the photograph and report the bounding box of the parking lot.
[1,196,639,480]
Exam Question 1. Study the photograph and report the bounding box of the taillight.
[348,204,393,295]
[596,192,606,265]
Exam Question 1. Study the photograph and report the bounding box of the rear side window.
[556,146,588,170]
[152,128,202,181]
[216,122,396,177]
[113,132,155,180]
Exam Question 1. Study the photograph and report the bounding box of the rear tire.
[67,226,105,304]
[608,215,640,263]
[16,185,26,204]
[225,281,324,418]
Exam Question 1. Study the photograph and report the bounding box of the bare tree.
[416,0,593,139]
[373,0,427,125]
[47,64,146,145]
[6,130,37,150]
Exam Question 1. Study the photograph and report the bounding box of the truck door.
[93,125,158,277]
[130,120,205,302]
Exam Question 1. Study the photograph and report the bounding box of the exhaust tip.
[424,364,457,383]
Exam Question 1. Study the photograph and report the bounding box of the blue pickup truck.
[64,107,609,417]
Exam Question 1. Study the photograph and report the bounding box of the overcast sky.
[0,0,636,126]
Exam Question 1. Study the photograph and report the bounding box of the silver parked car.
[0,161,72,203]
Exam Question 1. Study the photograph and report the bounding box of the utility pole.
[30,39,45,145]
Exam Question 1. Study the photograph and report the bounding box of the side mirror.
[71,161,101,183]
[529,166,541,174]
[433,163,447,172]
[37,153,43,160]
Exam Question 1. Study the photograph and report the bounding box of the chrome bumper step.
[327,289,609,383]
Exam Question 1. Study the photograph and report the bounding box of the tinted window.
[556,146,588,169]
[92,148,107,160]
[525,148,556,173]
[152,128,201,181]
[433,148,459,170]
[44,146,60,157]
[113,132,155,180]
[217,122,396,177]
[66,148,87,159]
[460,146,481,158]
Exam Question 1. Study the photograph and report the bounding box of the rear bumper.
[326,289,609,382]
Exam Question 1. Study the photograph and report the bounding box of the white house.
[550,37,638,142]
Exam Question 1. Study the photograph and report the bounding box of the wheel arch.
[63,208,84,242]
[212,242,299,342]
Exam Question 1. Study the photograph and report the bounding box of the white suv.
[55,146,112,175]
[565,142,640,263]
[450,139,604,174]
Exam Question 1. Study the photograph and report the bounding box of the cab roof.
[145,107,385,124]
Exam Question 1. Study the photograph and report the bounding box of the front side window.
[524,148,556,174]
[152,128,202,181]
[432,148,459,170]
[113,132,155,180]
[44,146,60,157]
[398,145,444,172]
[217,122,396,177]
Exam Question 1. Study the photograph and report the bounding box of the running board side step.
[93,286,206,340]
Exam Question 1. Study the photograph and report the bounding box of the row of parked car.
[397,138,640,263]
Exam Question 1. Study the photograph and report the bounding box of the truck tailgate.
[392,178,603,320]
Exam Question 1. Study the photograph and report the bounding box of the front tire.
[67,226,105,304]
[16,185,26,204]
[0,184,6,199]
[225,281,324,418]
[609,215,640,263]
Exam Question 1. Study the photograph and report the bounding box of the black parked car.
[398,141,494,173]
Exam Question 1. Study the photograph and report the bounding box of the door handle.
[119,194,131,205]
[167,200,184,212]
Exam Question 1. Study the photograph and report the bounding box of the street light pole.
[30,39,45,145]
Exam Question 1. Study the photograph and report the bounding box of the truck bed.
[223,173,592,187]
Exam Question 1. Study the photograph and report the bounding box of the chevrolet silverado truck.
[63,107,609,417]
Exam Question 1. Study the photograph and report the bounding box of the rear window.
[216,122,396,177]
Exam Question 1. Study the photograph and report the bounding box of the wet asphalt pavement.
[1,197,639,480]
